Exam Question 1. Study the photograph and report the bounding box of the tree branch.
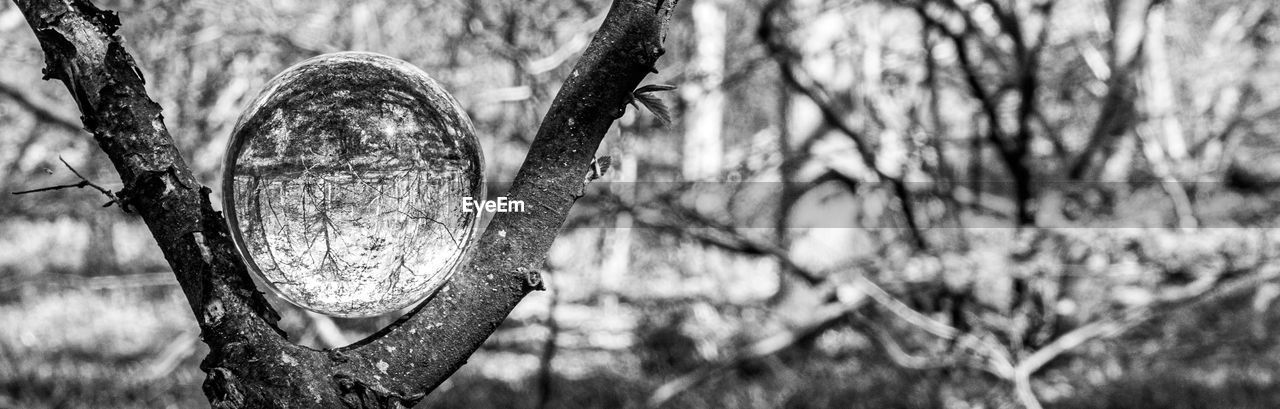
[648,289,868,407]
[13,0,678,406]
[11,156,120,208]
[759,0,930,248]
[0,80,83,132]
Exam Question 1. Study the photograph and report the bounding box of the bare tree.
[11,0,678,407]
[632,1,1280,408]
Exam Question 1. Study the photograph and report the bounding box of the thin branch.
[613,189,1018,377]
[10,180,97,195]
[0,81,83,132]
[850,274,959,340]
[759,0,929,249]
[1015,262,1280,377]
[1135,128,1198,230]
[869,324,956,370]
[614,194,824,285]
[912,0,1042,225]
[11,156,120,208]
[1067,0,1158,179]
[526,11,607,75]
[914,4,1009,155]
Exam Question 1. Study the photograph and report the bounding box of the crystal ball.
[221,52,484,317]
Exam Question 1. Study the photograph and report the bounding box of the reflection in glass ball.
[221,52,484,318]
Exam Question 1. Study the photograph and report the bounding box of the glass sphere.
[221,52,484,317]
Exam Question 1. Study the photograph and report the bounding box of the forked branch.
[12,0,678,407]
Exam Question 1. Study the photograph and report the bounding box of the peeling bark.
[12,0,678,407]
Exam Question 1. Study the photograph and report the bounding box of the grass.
[0,287,204,409]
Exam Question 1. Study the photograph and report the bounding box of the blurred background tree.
[3,0,1280,408]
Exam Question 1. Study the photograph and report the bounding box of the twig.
[760,0,929,249]
[868,324,956,370]
[1135,128,1198,230]
[525,11,606,75]
[622,199,824,285]
[11,157,121,208]
[911,0,1044,226]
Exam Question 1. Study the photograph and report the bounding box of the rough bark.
[12,0,678,407]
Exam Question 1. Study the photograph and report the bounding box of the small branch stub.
[521,267,547,292]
